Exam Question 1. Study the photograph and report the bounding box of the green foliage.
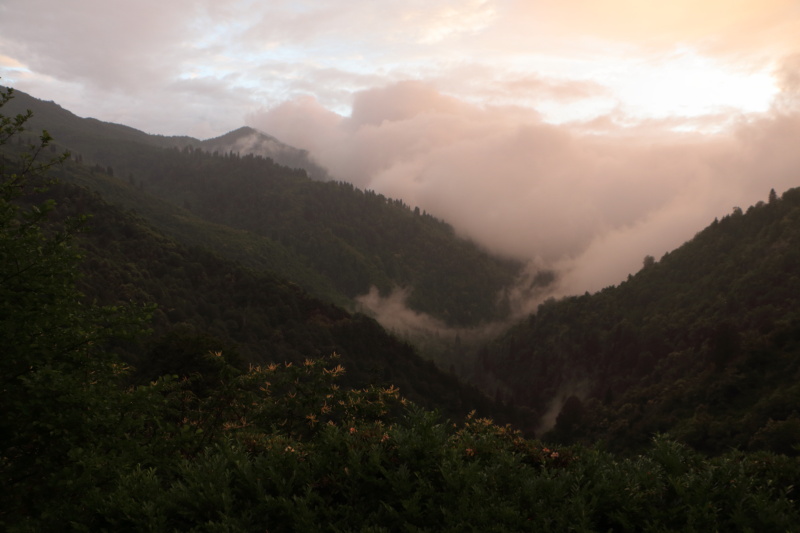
[75,359,800,532]
[0,86,150,526]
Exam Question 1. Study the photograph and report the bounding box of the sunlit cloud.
[609,50,778,120]
[2,0,794,132]
[0,54,26,70]
[403,0,497,44]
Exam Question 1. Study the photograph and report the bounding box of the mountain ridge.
[1,87,329,179]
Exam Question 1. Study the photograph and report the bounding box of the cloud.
[504,0,800,57]
[402,0,497,44]
[0,0,211,91]
[0,54,25,69]
[500,76,610,102]
[773,54,800,114]
[2,0,795,136]
[251,78,800,302]
[247,95,345,156]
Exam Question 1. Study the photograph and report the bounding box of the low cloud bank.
[250,66,800,305]
[355,286,510,344]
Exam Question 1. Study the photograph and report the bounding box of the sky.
[3,0,800,309]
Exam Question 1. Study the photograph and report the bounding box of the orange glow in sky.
[2,0,798,135]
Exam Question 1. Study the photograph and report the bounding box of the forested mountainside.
[39,179,511,420]
[1,90,328,180]
[4,87,800,532]
[3,88,522,327]
[479,188,800,454]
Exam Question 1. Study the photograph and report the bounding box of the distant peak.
[204,126,277,143]
[230,126,258,135]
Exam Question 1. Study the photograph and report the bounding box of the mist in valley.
[247,59,800,346]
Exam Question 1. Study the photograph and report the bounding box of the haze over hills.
[248,79,800,303]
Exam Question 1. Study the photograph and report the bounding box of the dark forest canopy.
[479,187,800,454]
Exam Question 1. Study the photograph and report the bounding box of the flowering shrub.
[85,355,800,532]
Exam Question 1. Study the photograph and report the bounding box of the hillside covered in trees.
[3,86,800,531]
[51,180,512,421]
[479,187,800,455]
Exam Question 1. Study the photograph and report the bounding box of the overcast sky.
[3,0,800,303]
